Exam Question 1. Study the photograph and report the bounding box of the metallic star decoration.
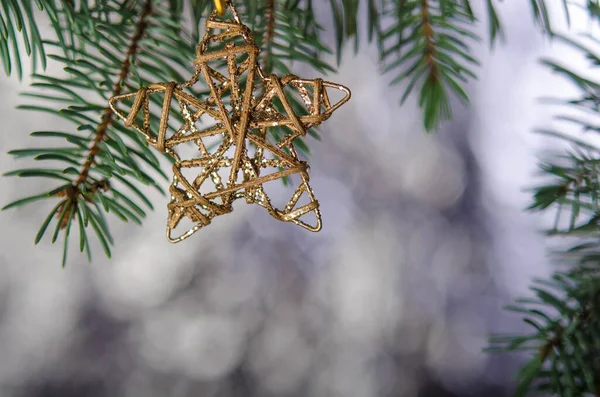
[109,1,350,242]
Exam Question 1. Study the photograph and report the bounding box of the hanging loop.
[214,0,226,16]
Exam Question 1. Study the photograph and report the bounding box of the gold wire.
[109,0,351,242]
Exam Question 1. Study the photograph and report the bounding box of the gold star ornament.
[109,1,350,242]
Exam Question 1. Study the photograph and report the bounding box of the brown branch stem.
[73,0,153,187]
[420,0,438,80]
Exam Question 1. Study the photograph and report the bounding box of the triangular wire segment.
[278,175,322,231]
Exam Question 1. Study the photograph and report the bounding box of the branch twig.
[74,0,153,187]
[420,0,438,81]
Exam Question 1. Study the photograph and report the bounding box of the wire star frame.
[109,1,350,242]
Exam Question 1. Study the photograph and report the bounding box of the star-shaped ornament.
[109,1,350,242]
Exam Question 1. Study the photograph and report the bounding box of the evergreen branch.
[380,0,478,131]
[489,33,600,396]
[489,272,600,396]
[2,0,200,264]
[74,0,152,187]
[243,0,333,76]
[526,35,600,235]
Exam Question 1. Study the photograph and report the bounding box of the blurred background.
[0,2,594,396]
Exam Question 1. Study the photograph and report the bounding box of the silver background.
[0,1,596,396]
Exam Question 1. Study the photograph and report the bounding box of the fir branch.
[380,0,478,131]
[489,272,600,396]
[74,0,152,187]
[489,33,600,397]
[3,0,199,265]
